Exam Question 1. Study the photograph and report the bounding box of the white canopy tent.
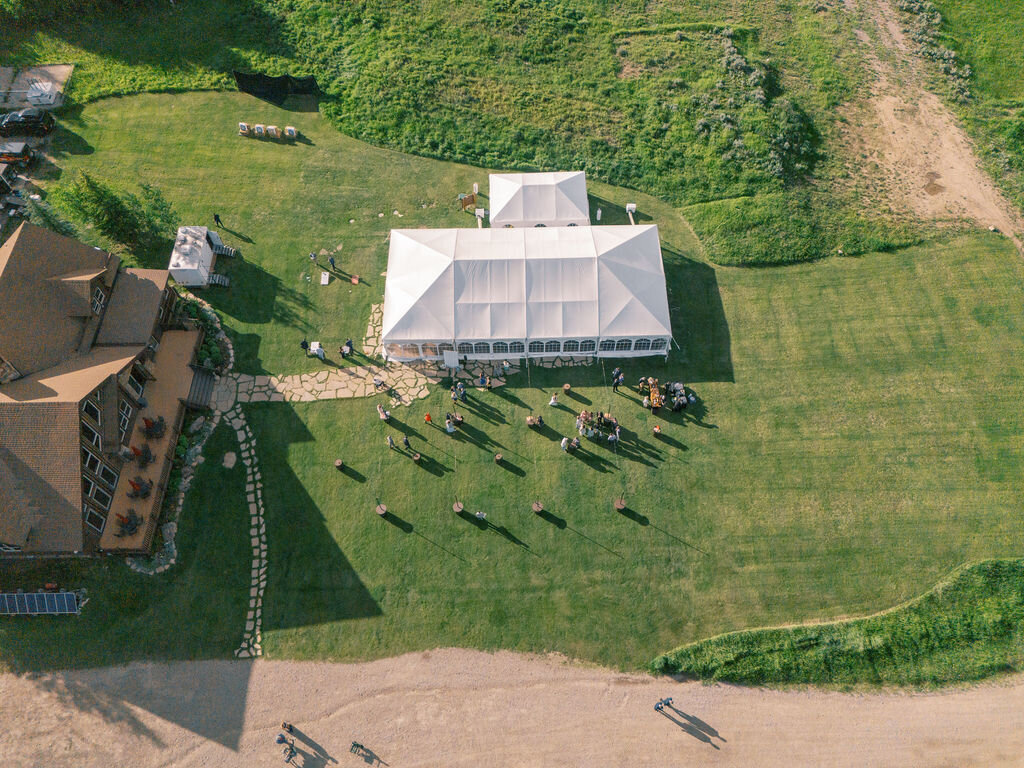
[489,171,591,228]
[381,225,672,361]
[168,226,214,286]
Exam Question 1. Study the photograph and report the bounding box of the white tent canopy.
[168,226,214,286]
[489,171,590,228]
[381,225,672,360]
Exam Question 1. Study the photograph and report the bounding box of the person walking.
[213,213,224,228]
[611,366,621,383]
[300,339,309,356]
[402,435,411,450]
[424,412,433,426]
[560,436,569,451]
[386,435,395,449]
[328,255,337,271]
[612,376,620,393]
[309,252,317,264]
[450,387,458,405]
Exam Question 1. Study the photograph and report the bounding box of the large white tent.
[489,171,590,228]
[167,226,214,286]
[381,225,672,361]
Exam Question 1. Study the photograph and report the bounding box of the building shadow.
[204,257,314,328]
[661,247,733,384]
[247,402,382,632]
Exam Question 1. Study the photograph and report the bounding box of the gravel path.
[2,649,1022,767]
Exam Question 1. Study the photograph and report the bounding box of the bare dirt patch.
[841,0,1023,251]
[2,650,1024,767]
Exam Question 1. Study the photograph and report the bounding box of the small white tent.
[168,226,214,286]
[489,171,590,228]
[381,225,672,361]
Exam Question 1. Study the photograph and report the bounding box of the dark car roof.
[17,108,45,117]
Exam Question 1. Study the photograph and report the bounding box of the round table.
[494,453,503,463]
[532,501,544,513]
[334,459,344,470]
[453,502,464,513]
[375,504,387,516]
[614,498,626,511]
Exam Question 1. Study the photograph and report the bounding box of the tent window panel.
[634,338,652,351]
[400,344,420,358]
[473,342,491,355]
[457,343,474,354]
[615,339,633,351]
[509,342,525,354]
[438,343,455,354]
[493,342,509,354]
[545,341,560,354]
[580,340,596,352]
[422,343,440,357]
[528,341,544,354]
[599,339,616,352]
[563,340,579,353]
[651,338,667,350]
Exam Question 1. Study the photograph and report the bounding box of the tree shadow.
[48,125,94,156]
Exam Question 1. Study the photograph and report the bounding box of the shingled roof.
[0,223,119,377]
[96,268,168,346]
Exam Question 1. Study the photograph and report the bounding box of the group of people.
[575,409,622,445]
[639,375,695,413]
[450,382,468,404]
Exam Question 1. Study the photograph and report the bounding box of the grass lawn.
[2,92,1023,675]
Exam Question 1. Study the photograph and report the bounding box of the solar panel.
[0,591,79,616]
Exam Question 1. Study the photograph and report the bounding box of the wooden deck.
[100,330,200,552]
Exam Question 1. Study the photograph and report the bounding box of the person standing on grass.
[386,435,395,449]
[329,255,337,271]
[402,435,411,450]
[560,436,569,451]
[309,252,317,265]
[611,366,621,383]
[548,393,558,406]
[213,213,223,228]
[424,412,433,426]
[612,376,620,393]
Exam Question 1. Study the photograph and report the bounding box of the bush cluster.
[896,0,972,101]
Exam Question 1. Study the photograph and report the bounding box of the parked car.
[0,108,56,137]
[0,163,15,195]
[0,142,35,167]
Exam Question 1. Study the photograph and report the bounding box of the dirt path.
[2,649,1023,767]
[842,0,1023,251]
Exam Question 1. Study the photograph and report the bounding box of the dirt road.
[843,0,1023,251]
[2,649,1022,767]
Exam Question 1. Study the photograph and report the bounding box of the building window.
[82,446,101,474]
[82,399,101,424]
[545,340,561,354]
[97,463,119,489]
[492,341,509,354]
[473,342,490,355]
[82,422,101,450]
[528,341,544,354]
[634,338,652,351]
[457,342,474,355]
[580,340,596,353]
[615,339,633,351]
[651,338,667,350]
[422,343,439,357]
[118,400,133,443]
[82,477,112,510]
[127,370,145,398]
[599,339,616,352]
[509,341,525,354]
[91,286,106,315]
[563,340,580,353]
[84,504,107,534]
